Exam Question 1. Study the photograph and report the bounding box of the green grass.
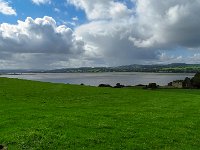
[1,77,200,149]
[160,66,200,72]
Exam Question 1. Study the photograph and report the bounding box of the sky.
[0,0,200,69]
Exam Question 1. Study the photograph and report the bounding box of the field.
[0,78,200,149]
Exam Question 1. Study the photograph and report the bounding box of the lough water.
[0,72,195,86]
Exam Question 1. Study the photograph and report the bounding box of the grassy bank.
[0,77,200,149]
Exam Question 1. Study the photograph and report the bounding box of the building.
[171,80,184,88]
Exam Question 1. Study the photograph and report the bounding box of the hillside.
[1,63,200,74]
[44,63,200,73]
[1,78,200,149]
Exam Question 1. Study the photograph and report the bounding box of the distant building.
[168,77,193,89]
[171,80,184,88]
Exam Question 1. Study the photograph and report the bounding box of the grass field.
[1,77,200,149]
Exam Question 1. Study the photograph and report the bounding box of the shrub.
[114,83,125,88]
[192,72,200,88]
[147,83,158,89]
[98,84,112,88]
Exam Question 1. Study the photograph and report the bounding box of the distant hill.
[43,63,200,73]
[1,63,200,74]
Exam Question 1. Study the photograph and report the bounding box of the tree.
[183,77,192,88]
[192,72,200,88]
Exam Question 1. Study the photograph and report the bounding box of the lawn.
[0,77,200,149]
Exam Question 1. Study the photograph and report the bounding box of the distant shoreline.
[1,63,200,74]
[0,72,195,87]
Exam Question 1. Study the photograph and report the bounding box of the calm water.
[0,72,195,86]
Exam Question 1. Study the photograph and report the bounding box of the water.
[0,72,195,86]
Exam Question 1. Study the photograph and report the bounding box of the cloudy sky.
[0,0,200,69]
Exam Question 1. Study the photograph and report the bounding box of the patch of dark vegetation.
[143,83,159,90]
[114,83,125,88]
[98,83,125,88]
[98,84,112,87]
[192,72,200,88]
[136,84,145,87]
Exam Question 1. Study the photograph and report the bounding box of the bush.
[147,83,158,89]
[192,72,200,88]
[98,84,112,88]
[114,83,125,88]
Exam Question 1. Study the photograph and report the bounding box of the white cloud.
[0,0,17,16]
[69,0,200,66]
[0,16,84,54]
[32,0,51,5]
[54,8,60,13]
[67,0,132,20]
[0,16,85,69]
[156,52,200,65]
[131,0,200,48]
[72,16,78,21]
